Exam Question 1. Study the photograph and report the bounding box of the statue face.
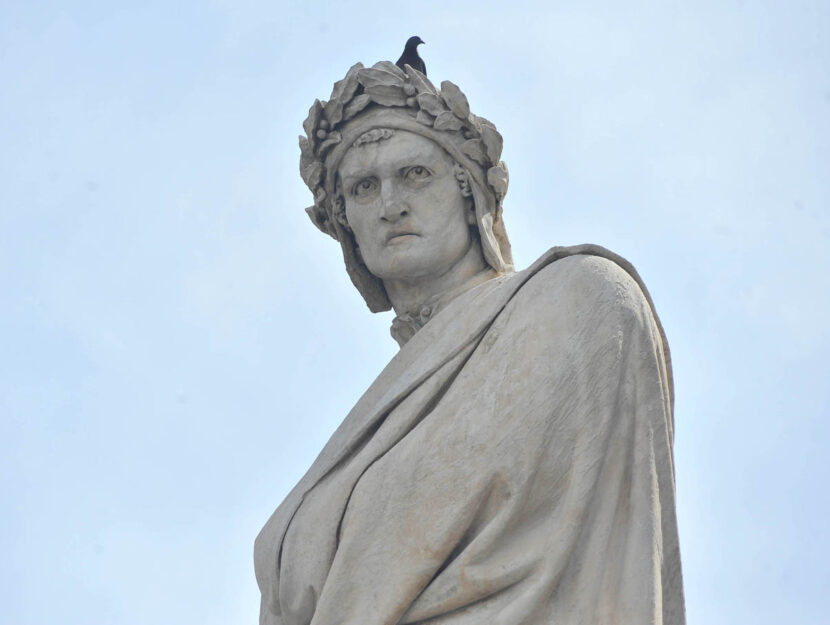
[338,130,476,282]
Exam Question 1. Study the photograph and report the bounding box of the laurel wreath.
[300,61,509,236]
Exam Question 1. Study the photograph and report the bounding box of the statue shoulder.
[511,249,658,334]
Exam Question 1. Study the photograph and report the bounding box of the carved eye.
[352,178,378,198]
[404,166,431,182]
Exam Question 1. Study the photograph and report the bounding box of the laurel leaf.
[303,99,323,139]
[324,98,344,126]
[480,124,503,164]
[404,65,438,95]
[372,60,407,79]
[416,93,444,116]
[330,62,363,103]
[487,164,509,198]
[365,84,407,107]
[358,67,405,90]
[461,139,488,165]
[415,110,435,126]
[318,131,342,154]
[478,115,497,129]
[439,81,470,120]
[305,205,331,235]
[343,93,372,120]
[433,111,464,131]
[299,135,314,173]
[301,160,324,189]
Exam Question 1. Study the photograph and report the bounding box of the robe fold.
[255,245,685,625]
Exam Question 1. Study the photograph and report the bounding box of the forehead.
[338,130,451,179]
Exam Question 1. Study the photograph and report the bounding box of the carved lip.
[385,231,419,244]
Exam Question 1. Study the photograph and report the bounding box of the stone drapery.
[255,245,685,625]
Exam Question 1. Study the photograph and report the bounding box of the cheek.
[423,183,471,230]
[344,203,372,245]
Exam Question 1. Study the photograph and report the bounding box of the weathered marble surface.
[255,62,685,625]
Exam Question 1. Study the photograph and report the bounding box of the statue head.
[300,61,513,312]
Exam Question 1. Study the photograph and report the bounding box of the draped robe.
[255,245,685,625]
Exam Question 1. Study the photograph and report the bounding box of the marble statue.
[255,61,686,625]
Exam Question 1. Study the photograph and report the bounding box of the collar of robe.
[390,268,499,347]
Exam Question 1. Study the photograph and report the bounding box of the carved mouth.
[385,232,419,244]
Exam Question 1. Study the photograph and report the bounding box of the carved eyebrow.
[339,170,374,182]
[337,166,381,189]
[395,149,441,165]
[338,148,447,182]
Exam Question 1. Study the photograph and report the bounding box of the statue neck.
[385,240,497,346]
[384,239,490,318]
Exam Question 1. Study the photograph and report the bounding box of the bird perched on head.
[396,36,426,75]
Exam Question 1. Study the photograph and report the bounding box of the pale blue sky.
[2,1,828,623]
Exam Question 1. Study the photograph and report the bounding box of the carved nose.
[380,193,409,222]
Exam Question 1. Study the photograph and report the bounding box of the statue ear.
[333,182,352,232]
[454,164,476,224]
[454,164,473,198]
[335,204,350,230]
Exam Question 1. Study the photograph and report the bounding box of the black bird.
[396,36,426,75]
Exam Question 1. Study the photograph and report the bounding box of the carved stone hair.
[353,128,396,147]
